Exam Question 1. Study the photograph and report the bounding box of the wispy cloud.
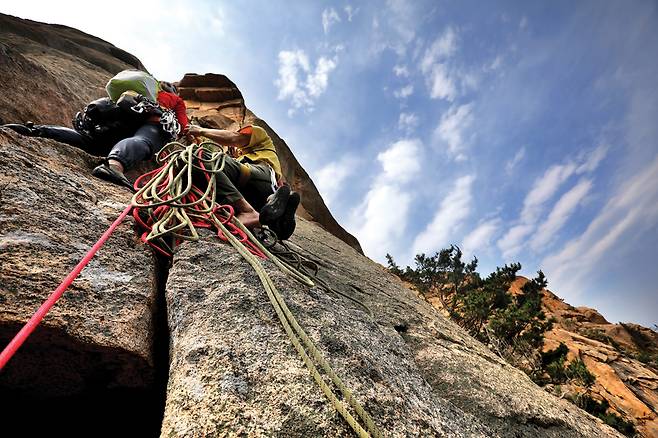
[505,146,526,175]
[434,103,474,161]
[412,175,475,256]
[398,112,419,132]
[367,0,417,56]
[393,64,409,77]
[461,218,501,258]
[542,155,658,299]
[322,8,341,34]
[576,144,609,174]
[519,16,528,30]
[498,147,608,258]
[530,179,593,251]
[420,27,459,101]
[420,27,458,73]
[489,55,503,71]
[275,50,337,114]
[427,64,456,101]
[393,84,414,99]
[498,162,577,258]
[344,5,358,22]
[350,139,423,261]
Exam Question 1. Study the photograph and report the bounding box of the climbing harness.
[0,140,382,438]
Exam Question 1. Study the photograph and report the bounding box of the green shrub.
[386,246,552,355]
[545,356,567,383]
[581,328,614,346]
[572,394,636,437]
[566,359,596,387]
[541,343,568,366]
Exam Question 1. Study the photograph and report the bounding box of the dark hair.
[159,81,178,94]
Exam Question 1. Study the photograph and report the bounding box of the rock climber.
[91,78,189,189]
[188,124,300,240]
[1,73,189,190]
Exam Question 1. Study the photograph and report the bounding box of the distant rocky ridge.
[516,278,658,438]
[420,274,658,437]
[0,12,625,437]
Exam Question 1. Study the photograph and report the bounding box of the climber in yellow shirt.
[187,124,300,240]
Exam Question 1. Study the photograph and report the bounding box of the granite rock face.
[0,130,162,433]
[160,220,621,437]
[0,12,143,127]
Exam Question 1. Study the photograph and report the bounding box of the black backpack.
[72,97,144,146]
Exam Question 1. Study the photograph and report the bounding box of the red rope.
[0,204,133,370]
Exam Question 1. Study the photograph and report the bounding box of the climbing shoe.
[259,185,291,226]
[2,122,41,136]
[269,191,300,240]
[92,164,134,191]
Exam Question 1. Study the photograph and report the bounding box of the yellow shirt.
[236,125,282,179]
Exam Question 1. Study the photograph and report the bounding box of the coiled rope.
[133,140,382,438]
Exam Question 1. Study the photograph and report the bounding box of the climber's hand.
[187,125,204,137]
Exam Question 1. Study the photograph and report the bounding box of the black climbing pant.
[31,124,137,157]
[37,126,90,150]
[107,123,168,170]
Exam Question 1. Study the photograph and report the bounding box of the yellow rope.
[131,141,382,438]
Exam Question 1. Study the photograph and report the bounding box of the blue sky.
[3,1,657,327]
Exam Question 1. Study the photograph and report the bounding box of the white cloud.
[322,8,341,34]
[521,163,577,223]
[542,155,658,299]
[412,175,475,256]
[498,163,576,258]
[530,179,593,251]
[505,146,526,175]
[427,64,456,100]
[393,84,414,99]
[496,224,534,259]
[275,50,337,113]
[461,219,501,258]
[353,184,414,261]
[398,112,419,132]
[418,27,461,101]
[497,146,609,258]
[393,64,409,77]
[377,139,422,183]
[420,27,458,74]
[314,156,356,208]
[576,144,609,174]
[344,5,358,21]
[434,104,474,160]
[488,55,503,71]
[350,139,423,261]
[307,56,337,97]
[520,16,528,30]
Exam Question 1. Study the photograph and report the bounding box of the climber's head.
[159,81,178,95]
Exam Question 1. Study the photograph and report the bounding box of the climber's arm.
[187,126,250,147]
